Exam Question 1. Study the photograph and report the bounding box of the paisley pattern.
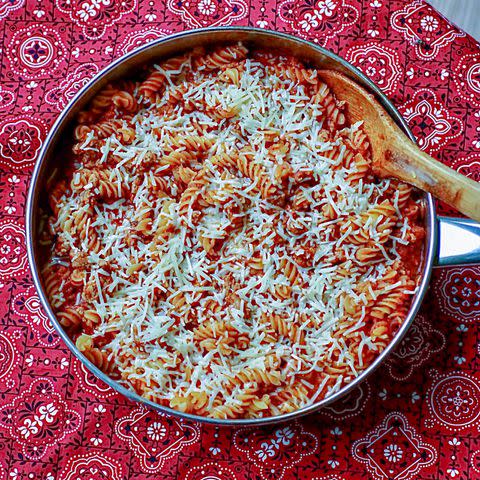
[59,453,123,480]
[399,89,463,153]
[12,285,59,346]
[320,383,371,420]
[0,378,81,459]
[278,0,359,46]
[385,314,445,381]
[450,152,480,182]
[167,0,248,28]
[55,0,137,39]
[471,450,480,474]
[183,462,239,480]
[233,423,317,480]
[453,52,480,108]
[115,408,200,473]
[5,23,68,80]
[116,27,171,56]
[45,63,99,111]
[0,1,480,478]
[346,41,403,96]
[425,371,480,431]
[352,412,437,480]
[433,267,480,322]
[0,330,21,389]
[391,0,465,60]
[0,220,28,280]
[71,359,118,399]
[0,0,24,19]
[0,116,45,170]
[0,86,15,110]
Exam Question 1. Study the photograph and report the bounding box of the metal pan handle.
[436,217,480,266]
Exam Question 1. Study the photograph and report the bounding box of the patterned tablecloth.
[0,0,480,479]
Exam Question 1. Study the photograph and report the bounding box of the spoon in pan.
[317,70,480,222]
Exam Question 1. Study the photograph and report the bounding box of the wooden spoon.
[317,70,480,222]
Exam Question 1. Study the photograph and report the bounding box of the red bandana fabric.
[1,1,480,479]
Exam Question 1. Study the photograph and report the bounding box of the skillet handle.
[435,217,480,267]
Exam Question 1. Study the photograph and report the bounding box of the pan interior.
[27,28,436,426]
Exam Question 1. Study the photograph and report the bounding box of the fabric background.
[0,0,480,479]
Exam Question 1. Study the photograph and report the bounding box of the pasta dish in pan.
[42,44,425,418]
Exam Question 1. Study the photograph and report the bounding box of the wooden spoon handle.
[379,132,480,222]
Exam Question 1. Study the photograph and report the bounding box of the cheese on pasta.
[43,44,425,419]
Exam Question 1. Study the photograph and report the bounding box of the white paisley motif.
[352,412,437,480]
[184,462,239,480]
[433,267,480,322]
[0,220,28,280]
[167,0,248,28]
[277,0,358,47]
[450,153,480,182]
[391,0,465,61]
[0,378,81,460]
[399,88,463,153]
[0,330,21,389]
[233,423,318,480]
[426,371,480,431]
[346,41,402,96]
[6,24,67,79]
[0,86,15,109]
[115,408,200,473]
[471,449,480,474]
[45,63,98,110]
[12,285,58,346]
[453,53,480,109]
[59,452,123,480]
[0,116,45,169]
[72,359,117,399]
[386,314,445,381]
[0,0,24,19]
[55,0,137,40]
[116,28,171,56]
[320,383,370,420]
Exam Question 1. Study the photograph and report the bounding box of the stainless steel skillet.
[26,27,480,426]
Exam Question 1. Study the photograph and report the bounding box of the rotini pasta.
[43,44,425,419]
